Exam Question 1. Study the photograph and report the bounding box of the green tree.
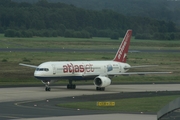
[4,29,16,37]
[110,32,119,40]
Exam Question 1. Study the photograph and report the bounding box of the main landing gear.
[96,87,105,91]
[67,80,76,89]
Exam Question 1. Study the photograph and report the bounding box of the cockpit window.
[45,68,49,71]
[36,68,49,71]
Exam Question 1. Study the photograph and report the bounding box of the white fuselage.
[34,61,130,81]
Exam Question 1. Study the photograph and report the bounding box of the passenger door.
[52,64,56,75]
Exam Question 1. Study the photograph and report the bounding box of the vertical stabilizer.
[113,30,132,63]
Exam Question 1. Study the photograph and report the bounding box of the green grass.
[0,52,179,85]
[57,95,180,113]
[0,35,179,114]
[0,34,180,49]
[0,34,4,38]
[0,35,180,85]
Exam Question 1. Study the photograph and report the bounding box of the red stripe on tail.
[113,30,132,63]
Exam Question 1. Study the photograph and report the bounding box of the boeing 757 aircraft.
[19,30,171,91]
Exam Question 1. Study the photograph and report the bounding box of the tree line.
[1,0,180,40]
[13,0,180,26]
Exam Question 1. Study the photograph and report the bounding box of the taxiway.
[0,84,180,120]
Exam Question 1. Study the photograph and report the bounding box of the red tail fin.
[113,30,132,63]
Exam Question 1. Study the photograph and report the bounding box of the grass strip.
[57,95,180,113]
[0,35,179,85]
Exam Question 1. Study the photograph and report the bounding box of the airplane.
[19,30,171,91]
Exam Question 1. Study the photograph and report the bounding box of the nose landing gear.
[42,81,51,91]
[45,84,51,91]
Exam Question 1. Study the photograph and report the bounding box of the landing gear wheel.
[67,84,76,89]
[45,87,51,91]
[96,87,105,91]
[67,84,70,89]
[67,80,76,89]
[72,84,76,89]
[43,81,51,91]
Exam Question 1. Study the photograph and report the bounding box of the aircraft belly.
[35,75,96,81]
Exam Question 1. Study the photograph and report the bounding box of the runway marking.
[0,114,22,119]
[15,100,60,111]
[15,100,51,110]
[1,85,180,120]
[0,113,46,119]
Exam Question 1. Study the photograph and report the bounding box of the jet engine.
[94,76,111,87]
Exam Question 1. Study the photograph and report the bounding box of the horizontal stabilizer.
[124,65,159,69]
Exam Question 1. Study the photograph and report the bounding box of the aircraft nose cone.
[34,71,43,77]
[34,71,44,80]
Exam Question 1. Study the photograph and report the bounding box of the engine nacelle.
[94,76,111,87]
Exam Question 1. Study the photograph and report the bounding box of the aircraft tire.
[101,87,105,91]
[72,84,76,89]
[67,84,70,89]
[67,84,76,89]
[45,87,51,91]
[96,87,105,91]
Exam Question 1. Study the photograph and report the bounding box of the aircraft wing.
[19,63,37,68]
[108,72,172,75]
[83,71,172,77]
